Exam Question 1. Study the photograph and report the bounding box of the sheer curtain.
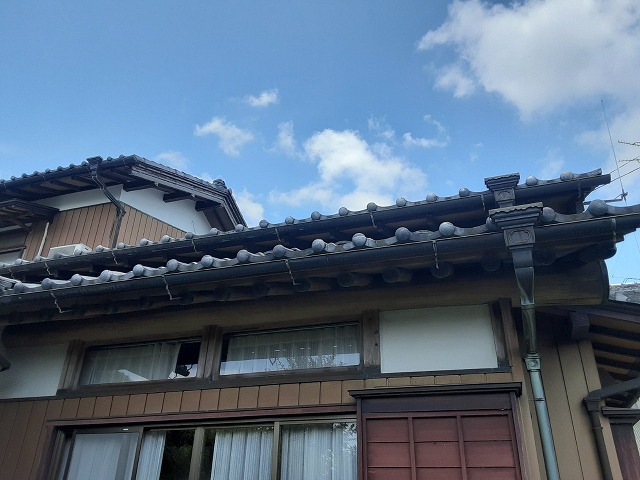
[209,427,273,480]
[135,431,166,480]
[80,342,181,384]
[280,423,356,480]
[65,432,138,480]
[221,324,360,375]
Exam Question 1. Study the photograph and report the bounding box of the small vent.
[48,243,92,258]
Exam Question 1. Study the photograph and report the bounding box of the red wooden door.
[364,411,521,480]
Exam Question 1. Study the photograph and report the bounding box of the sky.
[1,0,639,284]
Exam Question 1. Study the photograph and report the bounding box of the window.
[0,228,26,266]
[78,339,201,385]
[55,419,357,480]
[220,323,360,375]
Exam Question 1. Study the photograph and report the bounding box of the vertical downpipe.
[490,204,561,480]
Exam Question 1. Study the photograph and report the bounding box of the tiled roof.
[0,169,638,301]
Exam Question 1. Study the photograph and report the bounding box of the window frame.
[50,415,357,480]
[216,320,364,380]
[60,329,210,394]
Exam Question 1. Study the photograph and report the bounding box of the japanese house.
[1,158,640,480]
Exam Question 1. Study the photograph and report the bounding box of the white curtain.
[280,423,356,480]
[65,432,138,480]
[135,431,166,480]
[209,427,273,480]
[221,324,359,375]
[80,342,181,384]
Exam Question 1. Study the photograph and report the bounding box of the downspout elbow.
[87,157,126,248]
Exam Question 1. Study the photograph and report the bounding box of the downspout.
[87,156,126,248]
[490,203,561,480]
[584,377,640,480]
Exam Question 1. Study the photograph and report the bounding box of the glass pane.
[158,430,195,480]
[65,432,139,480]
[220,324,360,375]
[79,340,200,385]
[204,426,273,480]
[280,422,357,480]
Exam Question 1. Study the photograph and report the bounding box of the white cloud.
[419,0,640,118]
[272,121,298,157]
[537,150,565,179]
[244,89,279,108]
[155,151,189,171]
[234,188,265,226]
[194,117,254,156]
[402,115,450,149]
[368,116,396,141]
[270,129,427,211]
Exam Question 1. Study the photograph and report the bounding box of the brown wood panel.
[413,417,458,442]
[555,327,605,479]
[0,401,33,479]
[466,468,517,480]
[257,385,279,408]
[60,398,79,419]
[278,384,299,407]
[416,468,463,480]
[538,323,584,480]
[93,396,112,417]
[611,423,640,480]
[12,401,48,480]
[411,376,436,386]
[388,376,412,387]
[461,415,511,441]
[367,443,411,467]
[181,390,201,412]
[144,393,164,414]
[320,381,342,404]
[299,382,321,405]
[369,468,412,480]
[435,375,462,385]
[162,391,183,413]
[92,203,116,247]
[23,220,47,260]
[29,400,64,480]
[63,208,82,245]
[366,419,409,442]
[341,379,364,403]
[117,206,137,245]
[199,389,220,410]
[364,378,387,388]
[127,394,147,415]
[218,388,239,410]
[110,395,129,416]
[237,386,259,409]
[76,397,96,418]
[464,441,515,467]
[415,442,461,467]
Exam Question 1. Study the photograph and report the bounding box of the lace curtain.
[135,431,166,480]
[64,432,138,480]
[280,422,357,480]
[80,341,181,384]
[221,324,360,375]
[209,427,273,480]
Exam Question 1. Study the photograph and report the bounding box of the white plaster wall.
[35,186,212,234]
[120,188,211,234]
[379,305,498,373]
[0,342,68,399]
[36,186,119,211]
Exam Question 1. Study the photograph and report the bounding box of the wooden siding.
[526,317,623,480]
[0,371,513,480]
[22,204,186,261]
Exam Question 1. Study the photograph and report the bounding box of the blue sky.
[1,0,639,284]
